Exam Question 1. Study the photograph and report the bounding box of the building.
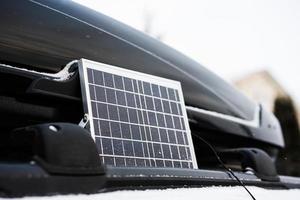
[234,70,288,112]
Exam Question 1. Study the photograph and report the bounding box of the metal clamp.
[79,113,89,128]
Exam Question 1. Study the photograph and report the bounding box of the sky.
[73,0,300,103]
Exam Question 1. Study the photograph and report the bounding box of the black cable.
[194,135,256,200]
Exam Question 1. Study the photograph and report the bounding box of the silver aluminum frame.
[78,58,198,169]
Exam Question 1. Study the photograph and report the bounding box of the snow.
[0,60,78,81]
[4,186,300,200]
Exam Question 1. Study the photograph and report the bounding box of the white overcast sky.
[73,0,300,103]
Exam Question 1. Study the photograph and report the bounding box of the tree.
[274,96,300,176]
[142,8,164,41]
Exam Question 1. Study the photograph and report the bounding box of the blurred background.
[73,0,300,176]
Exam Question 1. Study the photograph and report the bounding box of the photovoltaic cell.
[79,59,198,169]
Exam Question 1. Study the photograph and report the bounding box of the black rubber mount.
[8,123,105,175]
[219,148,279,182]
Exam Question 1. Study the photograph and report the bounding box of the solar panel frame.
[78,58,198,169]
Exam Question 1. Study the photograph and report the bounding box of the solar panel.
[78,59,198,169]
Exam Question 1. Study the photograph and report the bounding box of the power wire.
[194,135,256,200]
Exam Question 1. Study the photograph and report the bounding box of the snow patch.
[4,186,300,200]
[0,60,78,81]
